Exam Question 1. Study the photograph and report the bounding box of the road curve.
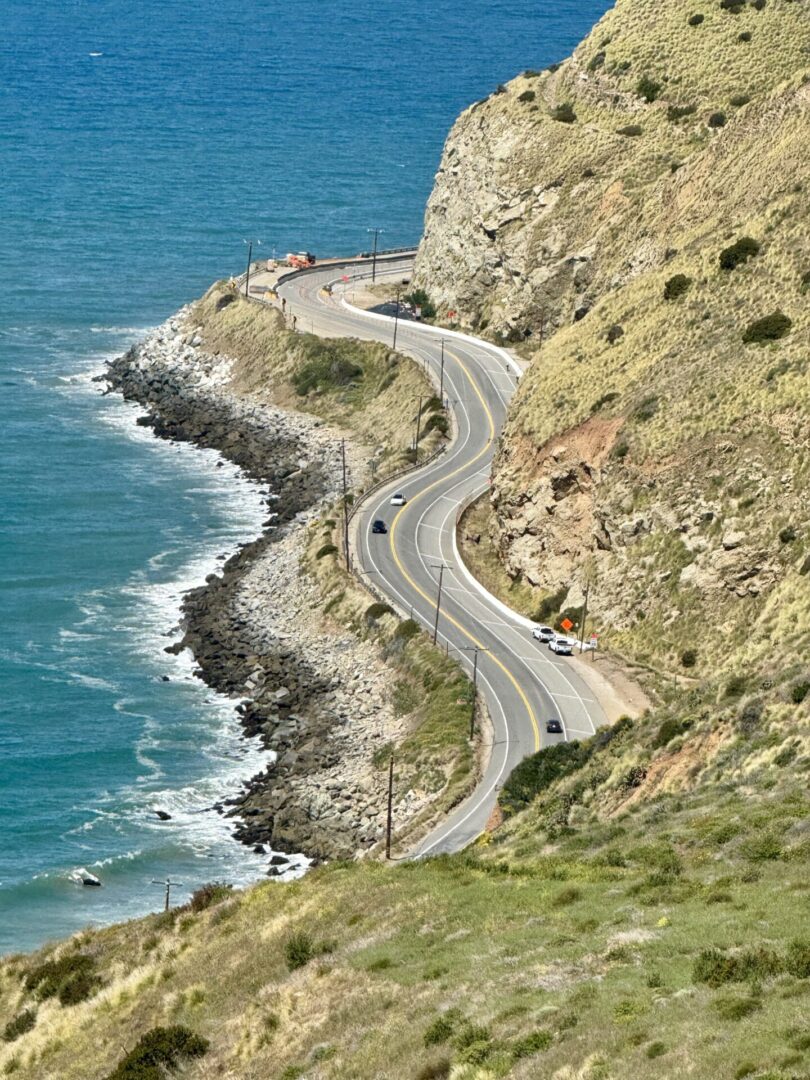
[265,256,608,855]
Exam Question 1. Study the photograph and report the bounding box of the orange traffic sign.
[560,617,574,632]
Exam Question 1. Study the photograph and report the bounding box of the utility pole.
[459,645,488,739]
[243,238,261,297]
[579,581,590,654]
[431,564,451,645]
[439,339,448,403]
[151,878,182,912]
[385,753,394,859]
[392,286,401,350]
[340,439,350,570]
[413,396,424,462]
[367,227,383,283]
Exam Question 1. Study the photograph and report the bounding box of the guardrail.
[346,444,446,527]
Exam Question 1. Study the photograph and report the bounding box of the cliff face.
[415,0,810,674]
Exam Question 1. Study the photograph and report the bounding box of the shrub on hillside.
[189,882,232,913]
[751,0,766,7]
[742,311,792,343]
[404,288,436,319]
[24,953,100,1007]
[106,1026,209,1080]
[791,682,809,704]
[688,12,705,24]
[800,269,810,291]
[518,89,536,103]
[424,1009,465,1047]
[681,648,697,668]
[668,103,697,121]
[365,601,394,622]
[606,323,624,344]
[500,741,591,814]
[315,543,338,560]
[708,111,727,127]
[393,618,420,643]
[285,931,315,971]
[738,30,752,40]
[588,51,606,71]
[664,274,692,300]
[416,1061,452,1080]
[634,395,659,421]
[720,0,745,10]
[730,93,751,107]
[637,75,662,102]
[2,1009,36,1043]
[693,946,783,987]
[719,236,761,269]
[424,413,449,435]
[551,102,577,123]
[786,940,810,978]
[617,124,643,137]
[654,718,685,748]
[512,1030,552,1059]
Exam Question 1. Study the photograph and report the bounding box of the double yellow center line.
[388,348,540,752]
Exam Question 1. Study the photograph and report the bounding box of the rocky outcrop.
[414,0,810,674]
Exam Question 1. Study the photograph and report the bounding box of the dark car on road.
[371,520,387,534]
[546,718,563,734]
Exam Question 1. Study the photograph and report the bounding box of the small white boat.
[69,867,102,887]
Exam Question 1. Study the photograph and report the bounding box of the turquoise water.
[0,0,610,953]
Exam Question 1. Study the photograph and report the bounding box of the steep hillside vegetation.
[414,0,809,680]
[1,663,808,1079]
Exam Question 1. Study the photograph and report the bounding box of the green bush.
[24,953,100,1007]
[791,682,809,704]
[106,1025,209,1080]
[742,311,792,343]
[284,931,315,971]
[404,289,436,320]
[617,124,643,137]
[512,1031,552,1059]
[551,102,576,123]
[393,618,420,643]
[646,1042,667,1059]
[681,648,697,668]
[713,996,761,1021]
[415,1061,451,1080]
[606,324,624,344]
[738,30,752,40]
[720,0,745,10]
[654,718,684,748]
[730,93,751,106]
[779,526,797,544]
[518,89,536,103]
[801,269,810,291]
[664,274,692,300]
[637,75,662,102]
[588,51,606,71]
[786,941,810,978]
[189,882,232,913]
[424,413,449,436]
[719,236,761,269]
[634,395,659,421]
[500,741,591,814]
[315,543,338,560]
[366,601,394,622]
[688,12,705,23]
[668,103,697,121]
[708,111,727,128]
[693,946,783,987]
[551,886,582,907]
[591,390,620,412]
[424,1009,464,1047]
[751,0,766,7]
[2,1010,36,1043]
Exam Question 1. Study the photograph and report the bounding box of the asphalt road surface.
[261,256,608,856]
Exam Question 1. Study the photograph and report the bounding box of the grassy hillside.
[190,283,443,479]
[1,660,807,1079]
[412,0,809,682]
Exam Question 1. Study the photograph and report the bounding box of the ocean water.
[0,0,610,953]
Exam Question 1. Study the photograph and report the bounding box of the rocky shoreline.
[103,307,426,867]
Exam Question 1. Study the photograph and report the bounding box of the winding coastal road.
[255,255,608,855]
